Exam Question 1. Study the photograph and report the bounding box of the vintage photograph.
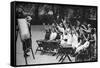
[15,2,97,66]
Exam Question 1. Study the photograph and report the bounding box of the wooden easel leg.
[24,52,28,65]
[31,48,35,59]
[59,54,64,62]
[67,55,72,62]
[35,47,39,54]
[61,54,67,62]
[56,54,60,59]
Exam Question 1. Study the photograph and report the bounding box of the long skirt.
[17,18,31,52]
[17,19,30,40]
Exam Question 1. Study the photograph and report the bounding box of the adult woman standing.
[16,7,35,64]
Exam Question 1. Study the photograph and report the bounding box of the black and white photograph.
[11,1,97,66]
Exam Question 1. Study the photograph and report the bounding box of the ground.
[16,25,75,65]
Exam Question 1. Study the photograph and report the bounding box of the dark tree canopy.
[16,2,97,27]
